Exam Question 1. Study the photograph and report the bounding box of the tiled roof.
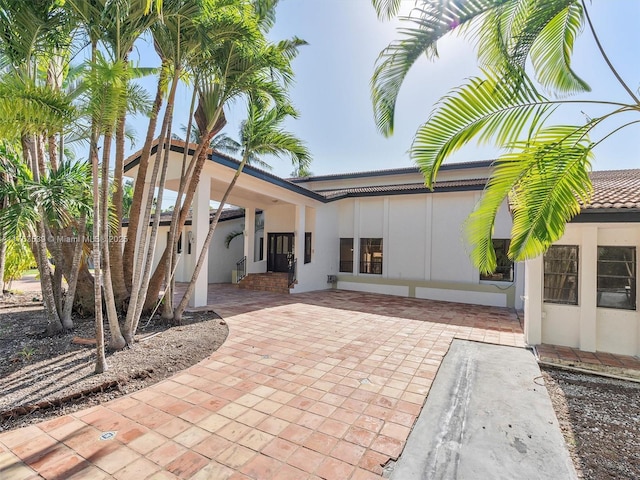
[584,169,640,210]
[122,207,246,226]
[289,160,494,183]
[316,178,487,199]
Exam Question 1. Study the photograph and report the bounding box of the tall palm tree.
[371,0,639,273]
[143,2,306,314]
[173,99,310,321]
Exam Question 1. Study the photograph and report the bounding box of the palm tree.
[143,3,307,314]
[371,0,639,273]
[173,100,310,321]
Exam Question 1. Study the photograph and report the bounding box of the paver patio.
[0,285,524,479]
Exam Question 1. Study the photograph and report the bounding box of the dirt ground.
[542,366,640,480]
[0,292,228,432]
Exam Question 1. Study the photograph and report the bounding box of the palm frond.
[465,125,593,272]
[371,0,504,136]
[411,70,550,187]
[529,1,589,95]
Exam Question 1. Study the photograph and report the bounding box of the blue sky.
[130,0,640,179]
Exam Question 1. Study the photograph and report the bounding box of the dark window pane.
[597,246,636,310]
[544,245,579,305]
[339,238,353,273]
[480,239,513,282]
[360,238,383,275]
[305,232,312,264]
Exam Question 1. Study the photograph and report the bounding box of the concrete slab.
[391,339,577,480]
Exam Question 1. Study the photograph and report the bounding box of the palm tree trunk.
[110,67,130,310]
[61,214,86,330]
[101,134,126,350]
[143,115,226,312]
[123,65,167,290]
[123,69,179,343]
[23,135,62,334]
[174,155,248,321]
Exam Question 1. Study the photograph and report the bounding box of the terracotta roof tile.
[316,178,487,199]
[584,169,640,210]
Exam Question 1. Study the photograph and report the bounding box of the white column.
[579,226,598,352]
[382,198,389,278]
[524,256,543,345]
[189,175,210,307]
[295,204,305,268]
[353,200,360,275]
[244,206,256,263]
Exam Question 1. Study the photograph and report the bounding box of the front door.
[267,233,294,272]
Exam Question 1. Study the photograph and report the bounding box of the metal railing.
[236,256,247,283]
[288,257,297,287]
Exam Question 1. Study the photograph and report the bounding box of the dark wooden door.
[267,233,294,272]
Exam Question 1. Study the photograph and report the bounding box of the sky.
[128,0,640,180]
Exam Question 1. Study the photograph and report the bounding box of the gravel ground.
[542,366,640,480]
[0,292,228,432]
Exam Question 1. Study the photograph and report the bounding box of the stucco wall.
[332,193,519,308]
[528,222,640,356]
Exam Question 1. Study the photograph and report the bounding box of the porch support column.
[524,256,543,346]
[244,206,256,265]
[295,204,305,274]
[579,225,598,352]
[189,175,210,307]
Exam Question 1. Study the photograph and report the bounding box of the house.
[525,170,640,357]
[124,142,640,357]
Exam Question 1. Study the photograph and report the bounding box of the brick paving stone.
[0,287,526,479]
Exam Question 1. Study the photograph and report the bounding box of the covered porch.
[124,141,332,307]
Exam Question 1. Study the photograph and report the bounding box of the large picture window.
[479,239,514,282]
[360,238,383,275]
[597,246,636,310]
[339,238,353,273]
[544,245,579,305]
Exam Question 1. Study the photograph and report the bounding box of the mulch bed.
[0,292,228,432]
[542,365,640,480]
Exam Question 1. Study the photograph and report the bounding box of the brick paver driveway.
[0,286,524,479]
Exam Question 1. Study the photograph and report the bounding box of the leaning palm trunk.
[100,134,126,350]
[122,66,168,290]
[122,72,179,344]
[174,155,249,321]
[61,214,87,329]
[144,116,226,312]
[162,87,198,320]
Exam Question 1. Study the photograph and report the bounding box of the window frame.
[596,246,636,311]
[339,238,353,273]
[479,239,514,282]
[304,232,312,264]
[543,245,579,305]
[359,238,383,275]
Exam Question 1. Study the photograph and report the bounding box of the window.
[597,246,636,310]
[258,237,264,261]
[167,232,182,254]
[480,239,513,282]
[360,238,383,275]
[339,238,353,273]
[544,245,579,305]
[304,232,312,264]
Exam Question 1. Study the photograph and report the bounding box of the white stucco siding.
[527,222,640,356]
[292,204,339,293]
[597,310,638,355]
[265,204,296,233]
[359,199,384,238]
[541,305,581,347]
[208,217,244,283]
[387,196,427,280]
[338,201,354,238]
[415,286,506,307]
[430,193,476,283]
